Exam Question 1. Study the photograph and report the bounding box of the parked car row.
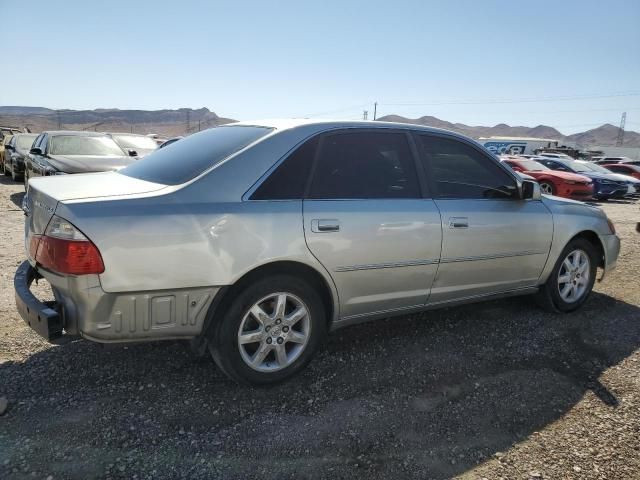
[1,130,162,190]
[500,154,639,201]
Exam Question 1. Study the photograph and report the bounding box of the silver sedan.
[15,120,620,384]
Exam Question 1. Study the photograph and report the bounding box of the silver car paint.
[23,120,620,342]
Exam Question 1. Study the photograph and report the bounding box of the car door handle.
[448,217,469,229]
[311,219,340,233]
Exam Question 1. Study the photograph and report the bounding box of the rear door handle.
[311,219,340,233]
[448,217,469,229]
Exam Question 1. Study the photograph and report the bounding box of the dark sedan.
[3,133,37,181]
[24,131,136,191]
[536,157,630,200]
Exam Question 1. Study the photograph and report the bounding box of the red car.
[601,163,640,180]
[502,157,594,199]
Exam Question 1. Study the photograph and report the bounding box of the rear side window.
[251,136,318,200]
[308,131,420,199]
[120,126,272,185]
[417,135,516,199]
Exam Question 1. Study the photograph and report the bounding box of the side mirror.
[5,144,13,151]
[521,180,542,200]
[128,149,138,157]
[29,147,42,155]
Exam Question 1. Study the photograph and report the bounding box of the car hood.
[574,171,627,183]
[525,170,591,182]
[48,154,136,173]
[601,172,640,184]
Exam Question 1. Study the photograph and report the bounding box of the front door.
[303,130,442,320]
[414,133,553,304]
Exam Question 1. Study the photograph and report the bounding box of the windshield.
[49,135,125,156]
[120,125,273,185]
[565,160,591,173]
[16,134,37,150]
[515,160,549,171]
[579,162,612,174]
[112,134,158,150]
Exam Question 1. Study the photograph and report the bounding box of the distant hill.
[377,115,640,147]
[0,107,236,137]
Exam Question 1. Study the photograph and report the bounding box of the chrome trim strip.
[440,250,546,264]
[335,250,546,272]
[335,259,439,272]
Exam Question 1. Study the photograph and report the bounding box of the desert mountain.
[0,107,236,137]
[377,115,640,148]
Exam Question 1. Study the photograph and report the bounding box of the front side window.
[308,131,420,199]
[417,135,516,199]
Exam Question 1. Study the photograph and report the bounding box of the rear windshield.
[119,125,272,185]
[50,135,125,156]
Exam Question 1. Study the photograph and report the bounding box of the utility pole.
[616,112,626,146]
[373,102,377,121]
[56,111,62,129]
[363,110,368,120]
[198,120,201,132]
[186,110,191,134]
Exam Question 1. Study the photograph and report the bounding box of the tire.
[24,171,28,192]
[539,181,555,196]
[11,163,19,182]
[2,161,9,176]
[536,238,598,313]
[208,275,327,385]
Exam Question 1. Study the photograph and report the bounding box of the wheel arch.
[569,230,605,269]
[197,260,338,351]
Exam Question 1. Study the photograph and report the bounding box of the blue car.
[536,157,630,200]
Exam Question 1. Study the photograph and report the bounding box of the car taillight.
[34,215,104,275]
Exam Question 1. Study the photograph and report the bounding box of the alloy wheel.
[540,182,554,195]
[557,249,590,303]
[237,292,311,372]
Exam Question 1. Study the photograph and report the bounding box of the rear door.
[414,133,553,304]
[302,129,442,320]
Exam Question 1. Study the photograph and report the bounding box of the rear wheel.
[536,238,598,312]
[208,275,327,385]
[539,181,555,195]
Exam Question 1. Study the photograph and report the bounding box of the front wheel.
[539,181,555,195]
[208,275,327,385]
[536,238,598,312]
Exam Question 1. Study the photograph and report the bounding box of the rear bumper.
[14,261,63,341]
[599,233,621,281]
[14,260,219,343]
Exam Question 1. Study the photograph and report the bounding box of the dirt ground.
[1,174,639,480]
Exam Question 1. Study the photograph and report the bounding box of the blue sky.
[1,0,639,134]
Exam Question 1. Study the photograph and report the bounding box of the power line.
[379,91,640,107]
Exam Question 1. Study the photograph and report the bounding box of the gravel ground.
[1,175,639,480]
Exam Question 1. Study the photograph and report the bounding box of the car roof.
[231,118,476,139]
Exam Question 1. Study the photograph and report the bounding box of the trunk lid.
[24,172,167,239]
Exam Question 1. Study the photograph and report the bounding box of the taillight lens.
[34,215,104,275]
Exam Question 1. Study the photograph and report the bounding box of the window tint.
[309,132,420,199]
[121,126,273,185]
[251,136,318,200]
[417,135,516,199]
